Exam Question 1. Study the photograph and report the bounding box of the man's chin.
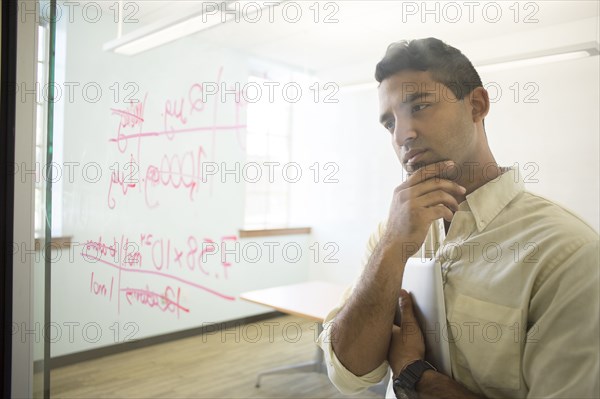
[404,158,451,176]
[404,161,428,175]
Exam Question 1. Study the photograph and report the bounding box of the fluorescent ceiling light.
[106,13,229,56]
[477,51,591,73]
[475,42,599,73]
[103,0,266,55]
[341,42,599,89]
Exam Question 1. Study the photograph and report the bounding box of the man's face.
[378,70,477,175]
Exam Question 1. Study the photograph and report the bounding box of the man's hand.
[384,160,466,262]
[388,290,486,399]
[388,289,425,378]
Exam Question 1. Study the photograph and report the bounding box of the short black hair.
[375,37,482,100]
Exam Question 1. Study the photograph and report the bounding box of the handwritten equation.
[107,67,247,209]
[82,233,239,318]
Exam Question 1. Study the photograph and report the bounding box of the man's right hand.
[383,160,466,262]
[329,161,466,377]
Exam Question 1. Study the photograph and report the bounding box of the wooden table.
[240,280,346,388]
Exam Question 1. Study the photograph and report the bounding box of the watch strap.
[393,360,437,397]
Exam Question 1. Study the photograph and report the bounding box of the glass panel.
[13,1,597,398]
[34,3,54,398]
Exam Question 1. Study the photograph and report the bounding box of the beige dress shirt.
[317,168,599,398]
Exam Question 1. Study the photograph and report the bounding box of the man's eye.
[384,121,395,133]
[412,104,429,113]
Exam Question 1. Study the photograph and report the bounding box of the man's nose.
[393,118,417,147]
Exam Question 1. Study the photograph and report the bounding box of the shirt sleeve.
[316,222,391,394]
[523,240,600,398]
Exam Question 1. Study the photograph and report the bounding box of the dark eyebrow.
[403,91,432,104]
[379,91,433,124]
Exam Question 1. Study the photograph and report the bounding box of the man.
[317,37,599,398]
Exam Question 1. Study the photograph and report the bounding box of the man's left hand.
[388,289,426,378]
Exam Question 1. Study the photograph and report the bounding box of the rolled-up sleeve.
[316,286,390,394]
[316,222,391,394]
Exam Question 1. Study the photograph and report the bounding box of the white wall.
[290,86,397,286]
[483,55,599,227]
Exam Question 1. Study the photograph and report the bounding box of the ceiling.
[109,0,599,83]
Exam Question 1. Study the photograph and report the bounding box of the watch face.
[393,387,411,399]
[393,381,416,399]
[393,378,418,399]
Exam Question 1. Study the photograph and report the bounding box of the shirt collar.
[463,167,525,232]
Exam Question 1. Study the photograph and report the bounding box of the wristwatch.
[392,360,437,399]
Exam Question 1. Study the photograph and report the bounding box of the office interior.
[4,1,599,398]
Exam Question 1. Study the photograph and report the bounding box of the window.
[34,13,65,240]
[243,74,292,229]
[34,23,49,238]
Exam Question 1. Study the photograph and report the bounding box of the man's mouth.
[404,149,427,165]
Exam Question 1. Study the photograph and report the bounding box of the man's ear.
[468,87,490,123]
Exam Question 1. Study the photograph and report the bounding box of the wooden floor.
[50,315,385,398]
